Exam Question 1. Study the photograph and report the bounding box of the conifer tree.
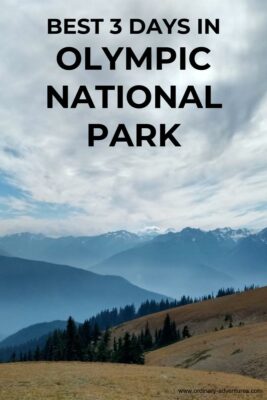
[92,323,101,345]
[65,316,79,361]
[79,320,92,347]
[27,350,32,361]
[129,334,144,365]
[34,346,41,361]
[143,322,153,350]
[10,352,16,363]
[158,314,173,346]
[97,329,111,362]
[182,325,191,339]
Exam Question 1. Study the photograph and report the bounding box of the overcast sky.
[0,0,267,236]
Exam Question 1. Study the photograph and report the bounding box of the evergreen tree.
[10,352,16,363]
[44,335,53,361]
[182,325,191,339]
[27,350,33,361]
[92,323,101,345]
[65,317,79,361]
[51,330,64,361]
[79,320,92,349]
[112,337,123,363]
[113,338,118,353]
[97,329,111,362]
[120,332,132,363]
[158,314,176,346]
[113,332,144,364]
[142,322,153,350]
[129,334,144,364]
[34,346,41,361]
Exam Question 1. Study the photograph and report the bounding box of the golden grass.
[0,362,266,400]
[113,286,267,339]
[146,321,267,380]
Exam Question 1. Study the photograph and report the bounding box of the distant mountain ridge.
[0,227,251,268]
[0,227,265,298]
[91,227,266,297]
[0,321,68,349]
[0,230,149,267]
[0,247,10,257]
[0,255,166,336]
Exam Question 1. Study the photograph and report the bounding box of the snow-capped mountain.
[211,227,251,242]
[0,231,146,267]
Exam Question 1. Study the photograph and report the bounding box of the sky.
[0,0,267,236]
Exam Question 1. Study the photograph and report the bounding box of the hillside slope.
[0,247,10,257]
[113,287,267,338]
[0,362,266,400]
[146,321,267,380]
[0,321,68,349]
[0,255,165,336]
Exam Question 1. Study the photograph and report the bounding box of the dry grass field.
[0,362,266,400]
[146,321,267,380]
[112,287,267,382]
[1,289,266,399]
[113,286,267,339]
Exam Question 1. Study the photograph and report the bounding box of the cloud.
[0,0,267,235]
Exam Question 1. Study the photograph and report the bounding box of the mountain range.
[0,255,165,337]
[0,231,148,267]
[0,226,266,335]
[92,227,266,297]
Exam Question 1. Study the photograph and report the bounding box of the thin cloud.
[0,0,267,235]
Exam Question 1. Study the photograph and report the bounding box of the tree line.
[67,284,257,331]
[10,314,191,365]
[1,284,256,363]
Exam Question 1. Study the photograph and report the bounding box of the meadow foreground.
[146,322,267,380]
[0,362,266,400]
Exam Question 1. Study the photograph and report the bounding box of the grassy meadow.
[0,362,266,400]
